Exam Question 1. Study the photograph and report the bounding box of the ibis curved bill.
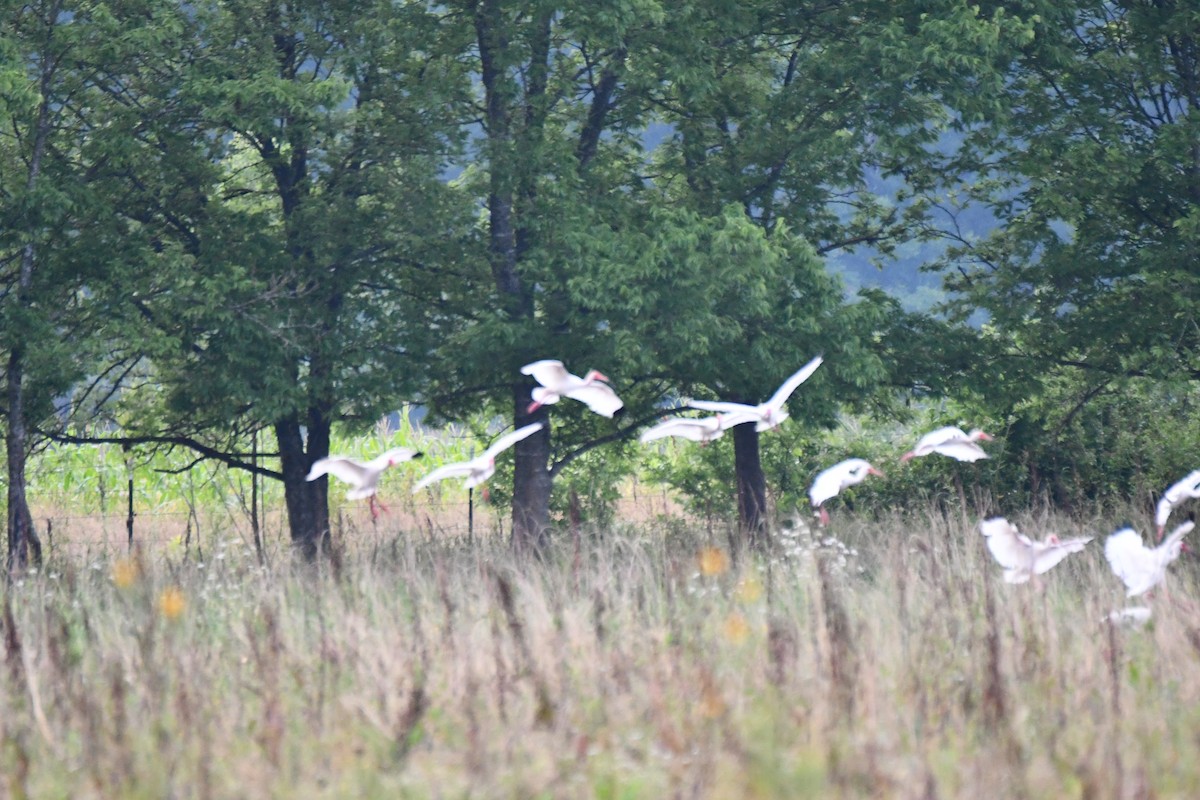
[306,447,422,518]
[413,422,544,492]
[901,426,992,463]
[979,516,1091,584]
[521,360,624,418]
[686,355,822,432]
[808,458,883,525]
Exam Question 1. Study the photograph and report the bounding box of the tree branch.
[36,430,283,480]
[549,407,687,478]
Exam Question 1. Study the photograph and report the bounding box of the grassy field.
[2,507,1199,799]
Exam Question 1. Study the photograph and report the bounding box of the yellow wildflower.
[157,587,186,621]
[698,547,729,577]
[722,612,750,645]
[111,558,141,589]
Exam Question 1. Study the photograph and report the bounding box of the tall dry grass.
[2,509,1199,798]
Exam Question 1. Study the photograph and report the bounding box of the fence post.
[123,443,134,550]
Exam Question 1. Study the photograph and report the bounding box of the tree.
[928,0,1200,495]
[435,0,674,552]
[86,0,472,558]
[627,0,1028,539]
[570,202,872,544]
[0,0,59,572]
[0,0,165,570]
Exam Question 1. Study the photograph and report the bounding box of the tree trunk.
[6,347,42,575]
[511,384,551,554]
[474,2,554,553]
[6,46,52,575]
[275,413,331,560]
[732,422,769,549]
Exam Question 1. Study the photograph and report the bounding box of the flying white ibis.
[521,360,624,418]
[808,458,883,525]
[413,422,544,492]
[1104,520,1193,597]
[686,355,823,432]
[638,412,758,445]
[1155,469,1200,540]
[979,516,1092,584]
[900,426,993,463]
[306,447,422,519]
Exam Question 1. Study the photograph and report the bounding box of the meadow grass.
[2,508,1199,799]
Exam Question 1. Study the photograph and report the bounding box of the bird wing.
[521,360,572,389]
[1104,528,1157,595]
[765,355,823,410]
[306,457,368,487]
[980,517,1030,570]
[717,411,760,429]
[365,447,421,471]
[808,465,847,508]
[1157,469,1200,527]
[756,409,789,432]
[810,458,877,507]
[687,399,759,416]
[1031,536,1092,575]
[412,462,476,492]
[930,441,989,462]
[565,383,624,418]
[483,422,544,459]
[1155,495,1174,529]
[913,426,969,452]
[1157,520,1195,565]
[640,419,712,443]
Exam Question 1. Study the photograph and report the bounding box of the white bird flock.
[305,353,1197,612]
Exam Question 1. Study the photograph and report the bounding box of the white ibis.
[1155,469,1200,540]
[638,412,758,444]
[808,458,883,525]
[686,355,823,432]
[900,426,993,463]
[521,360,624,418]
[413,422,544,491]
[978,516,1092,584]
[306,447,422,519]
[1104,520,1193,597]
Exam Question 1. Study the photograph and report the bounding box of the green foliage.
[933,1,1200,420]
[6,0,1200,540]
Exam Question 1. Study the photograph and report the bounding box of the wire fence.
[22,482,702,563]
